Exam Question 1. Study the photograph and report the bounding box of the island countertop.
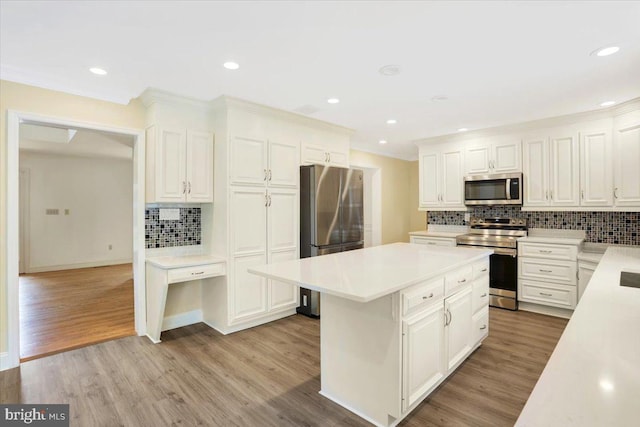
[516,246,640,426]
[249,242,492,302]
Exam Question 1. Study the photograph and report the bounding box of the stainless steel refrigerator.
[298,165,364,317]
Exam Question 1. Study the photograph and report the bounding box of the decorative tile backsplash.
[145,207,201,248]
[428,206,639,246]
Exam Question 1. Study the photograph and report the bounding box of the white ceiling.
[2,1,640,160]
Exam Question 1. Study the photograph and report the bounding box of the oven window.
[465,180,506,200]
[490,253,517,292]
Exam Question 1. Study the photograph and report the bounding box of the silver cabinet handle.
[265,193,268,207]
[325,152,329,162]
[268,169,272,181]
[581,190,585,200]
[539,292,553,297]
[545,190,548,200]
[268,195,272,207]
[614,187,619,199]
[264,169,267,181]
[480,324,487,330]
[328,153,331,163]
[182,181,186,194]
[550,190,553,199]
[427,242,436,245]
[481,268,488,272]
[458,278,466,283]
[188,181,191,194]
[445,309,452,326]
[480,293,487,297]
[191,271,205,276]
[539,269,553,273]
[539,250,552,254]
[422,293,434,300]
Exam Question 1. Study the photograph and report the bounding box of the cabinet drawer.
[472,277,490,314]
[445,266,473,296]
[519,279,577,309]
[167,263,226,284]
[410,236,456,247]
[402,277,444,318]
[472,307,489,345]
[518,242,578,260]
[519,258,577,285]
[472,259,490,280]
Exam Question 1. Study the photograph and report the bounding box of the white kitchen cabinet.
[418,143,465,210]
[301,141,349,167]
[230,136,298,188]
[580,128,613,206]
[409,236,456,247]
[465,138,521,175]
[523,130,579,207]
[402,304,445,411]
[444,285,473,371]
[613,113,640,206]
[145,126,214,203]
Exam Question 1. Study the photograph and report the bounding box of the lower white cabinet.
[402,304,445,411]
[409,235,457,247]
[444,285,473,371]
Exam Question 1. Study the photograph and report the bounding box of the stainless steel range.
[456,217,527,310]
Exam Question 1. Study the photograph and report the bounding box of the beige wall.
[350,150,425,245]
[0,80,146,355]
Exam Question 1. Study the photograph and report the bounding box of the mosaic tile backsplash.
[428,206,639,246]
[145,207,201,248]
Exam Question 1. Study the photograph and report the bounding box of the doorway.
[3,111,146,370]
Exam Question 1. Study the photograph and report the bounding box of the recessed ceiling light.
[386,119,397,124]
[223,61,240,70]
[600,101,616,107]
[431,95,448,102]
[89,67,107,75]
[379,140,387,144]
[458,128,468,132]
[327,98,340,104]
[591,46,620,57]
[379,65,401,76]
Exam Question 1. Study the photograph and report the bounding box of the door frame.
[3,110,146,370]
[18,168,30,274]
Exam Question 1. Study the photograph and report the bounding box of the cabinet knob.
[480,293,487,297]
[458,278,466,283]
[422,293,434,300]
[480,324,487,330]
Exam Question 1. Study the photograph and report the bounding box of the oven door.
[490,247,518,310]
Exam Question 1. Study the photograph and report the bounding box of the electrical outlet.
[65,209,70,215]
[464,212,471,223]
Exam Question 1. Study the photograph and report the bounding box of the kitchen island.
[250,242,492,427]
[517,246,640,426]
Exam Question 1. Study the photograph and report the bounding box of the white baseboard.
[519,301,573,319]
[26,258,132,273]
[204,308,296,335]
[0,352,18,372]
[161,309,203,332]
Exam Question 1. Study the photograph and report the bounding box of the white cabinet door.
[230,187,267,255]
[465,144,491,175]
[269,249,298,311]
[613,122,640,206]
[327,148,349,167]
[419,151,440,208]
[402,304,445,411]
[445,286,473,371]
[301,143,327,165]
[549,134,579,206]
[186,130,214,202]
[156,128,187,202]
[231,253,268,322]
[441,148,464,207]
[268,188,298,252]
[492,140,521,173]
[580,129,613,206]
[230,136,268,186]
[268,139,299,188]
[523,137,549,206]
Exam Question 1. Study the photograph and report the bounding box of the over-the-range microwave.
[464,172,523,205]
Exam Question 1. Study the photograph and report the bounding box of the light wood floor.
[1,308,566,426]
[19,263,135,361]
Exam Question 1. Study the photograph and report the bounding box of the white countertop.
[516,246,640,426]
[518,235,584,245]
[146,254,226,269]
[249,242,492,303]
[409,230,464,238]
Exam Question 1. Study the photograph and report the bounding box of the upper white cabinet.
[230,136,298,188]
[523,129,580,207]
[419,143,465,211]
[465,138,521,175]
[579,127,613,206]
[146,126,213,203]
[301,141,349,167]
[613,112,640,206]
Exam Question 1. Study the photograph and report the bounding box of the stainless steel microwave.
[464,173,523,205]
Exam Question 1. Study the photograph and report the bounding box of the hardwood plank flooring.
[18,263,135,361]
[1,308,567,426]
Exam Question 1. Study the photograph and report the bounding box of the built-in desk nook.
[146,255,226,343]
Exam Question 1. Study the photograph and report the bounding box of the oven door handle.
[493,247,517,257]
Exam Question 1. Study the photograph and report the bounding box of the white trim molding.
[161,309,203,332]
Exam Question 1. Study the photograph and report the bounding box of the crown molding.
[210,95,354,136]
[138,87,213,110]
[414,96,640,147]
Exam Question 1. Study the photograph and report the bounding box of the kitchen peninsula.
[250,243,492,427]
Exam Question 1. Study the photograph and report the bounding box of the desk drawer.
[402,277,444,318]
[472,259,490,280]
[445,266,473,296]
[410,236,456,247]
[519,258,577,285]
[168,263,225,284]
[518,242,578,260]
